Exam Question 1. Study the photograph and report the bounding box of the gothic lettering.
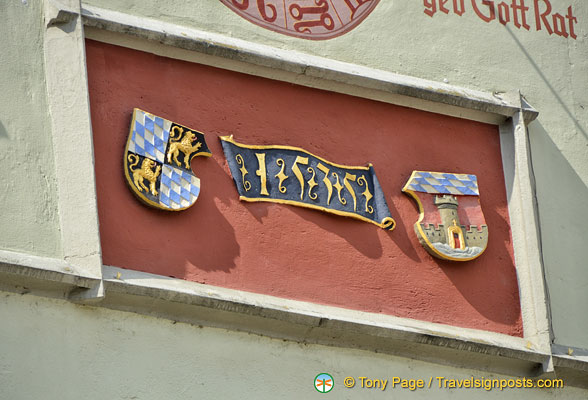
[511,0,530,30]
[220,136,395,230]
[422,0,577,39]
[534,0,553,34]
[471,0,496,23]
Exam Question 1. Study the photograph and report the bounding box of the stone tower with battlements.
[433,195,466,249]
[434,195,460,229]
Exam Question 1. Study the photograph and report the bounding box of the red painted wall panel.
[86,40,522,336]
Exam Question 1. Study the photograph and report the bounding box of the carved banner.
[220,135,395,229]
[219,0,380,40]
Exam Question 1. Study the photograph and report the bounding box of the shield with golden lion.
[123,108,211,211]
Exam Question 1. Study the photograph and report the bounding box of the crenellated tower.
[434,195,465,250]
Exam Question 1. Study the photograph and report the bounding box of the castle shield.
[123,108,211,211]
[402,171,488,262]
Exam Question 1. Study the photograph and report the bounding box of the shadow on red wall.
[87,39,522,336]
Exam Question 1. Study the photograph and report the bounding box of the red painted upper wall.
[86,40,522,336]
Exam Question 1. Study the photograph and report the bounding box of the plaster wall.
[0,291,585,400]
[87,40,521,336]
[0,1,61,257]
[0,2,586,395]
[83,0,588,350]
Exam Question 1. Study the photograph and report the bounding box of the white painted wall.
[1,292,585,399]
[0,0,61,258]
[82,0,588,350]
[1,2,587,396]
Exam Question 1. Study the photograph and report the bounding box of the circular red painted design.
[219,0,380,40]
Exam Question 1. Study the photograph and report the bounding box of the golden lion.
[128,154,161,196]
[167,126,202,169]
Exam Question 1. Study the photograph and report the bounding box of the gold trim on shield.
[123,108,209,212]
[402,171,486,262]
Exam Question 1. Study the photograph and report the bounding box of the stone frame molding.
[2,0,587,384]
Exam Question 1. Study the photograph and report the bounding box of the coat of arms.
[123,108,211,211]
[402,171,488,261]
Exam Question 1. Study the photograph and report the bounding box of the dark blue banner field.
[220,136,395,230]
